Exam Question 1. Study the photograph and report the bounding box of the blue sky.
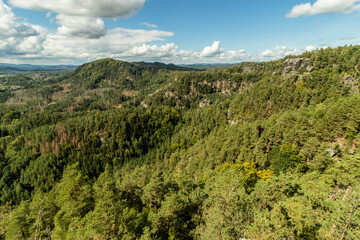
[1,0,360,64]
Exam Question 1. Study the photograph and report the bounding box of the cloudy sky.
[1,0,360,65]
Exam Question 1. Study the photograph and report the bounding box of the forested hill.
[1,46,360,239]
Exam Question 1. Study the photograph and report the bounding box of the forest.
[0,45,360,239]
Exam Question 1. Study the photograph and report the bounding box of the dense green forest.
[0,46,360,239]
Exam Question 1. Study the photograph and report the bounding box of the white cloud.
[10,0,146,39]
[0,1,38,39]
[126,43,177,58]
[218,50,247,62]
[202,41,223,57]
[0,0,177,64]
[305,45,316,52]
[259,46,302,60]
[141,22,158,28]
[0,0,325,65]
[0,0,45,55]
[123,42,247,63]
[40,28,175,61]
[287,0,360,18]
[56,15,107,39]
[9,0,145,18]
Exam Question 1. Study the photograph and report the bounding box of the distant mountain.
[0,61,232,74]
[179,63,240,70]
[0,63,77,73]
[134,61,196,71]
[0,61,197,75]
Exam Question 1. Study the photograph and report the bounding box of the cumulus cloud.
[10,0,146,39]
[37,28,175,63]
[0,0,45,55]
[126,41,246,63]
[9,0,145,18]
[0,0,178,64]
[37,37,248,64]
[0,1,39,39]
[119,43,247,63]
[141,22,158,28]
[259,46,302,60]
[202,41,223,57]
[56,15,107,39]
[126,43,177,58]
[287,0,360,18]
[0,0,323,65]
[219,50,247,62]
[305,45,316,52]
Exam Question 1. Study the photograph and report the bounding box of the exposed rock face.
[164,91,176,98]
[215,80,238,95]
[243,65,255,73]
[343,75,359,94]
[199,99,211,108]
[238,81,253,93]
[282,58,312,77]
[141,101,148,108]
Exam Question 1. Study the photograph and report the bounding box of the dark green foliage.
[268,144,307,174]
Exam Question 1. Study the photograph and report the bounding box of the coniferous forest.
[0,46,360,239]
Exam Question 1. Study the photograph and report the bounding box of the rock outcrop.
[282,58,312,77]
